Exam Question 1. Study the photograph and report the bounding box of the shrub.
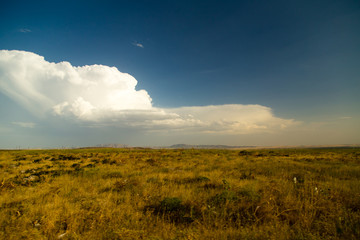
[145,197,200,224]
[238,150,251,156]
[208,191,238,206]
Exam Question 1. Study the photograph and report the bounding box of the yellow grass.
[0,148,359,239]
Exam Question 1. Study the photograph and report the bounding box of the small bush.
[146,197,200,224]
[102,172,123,179]
[71,163,80,168]
[203,182,222,190]
[83,163,95,168]
[208,191,238,206]
[174,176,210,184]
[146,158,157,166]
[238,150,252,156]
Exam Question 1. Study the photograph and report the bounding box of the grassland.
[0,148,359,239]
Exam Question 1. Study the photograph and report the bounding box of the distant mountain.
[94,144,130,148]
[79,143,360,150]
[167,144,255,149]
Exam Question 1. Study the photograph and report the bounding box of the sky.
[0,0,359,148]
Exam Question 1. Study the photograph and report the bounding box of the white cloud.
[340,116,352,120]
[0,50,298,134]
[0,50,152,119]
[18,28,31,33]
[132,42,144,48]
[166,105,297,134]
[12,121,35,128]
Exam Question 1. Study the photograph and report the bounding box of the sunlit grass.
[0,148,359,239]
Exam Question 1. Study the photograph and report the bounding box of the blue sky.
[0,0,359,148]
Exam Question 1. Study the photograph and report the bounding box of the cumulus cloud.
[0,50,152,119]
[0,50,298,134]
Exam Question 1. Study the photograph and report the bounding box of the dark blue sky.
[0,0,359,147]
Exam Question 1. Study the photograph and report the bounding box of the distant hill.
[76,143,360,150]
[94,144,130,148]
[166,144,360,149]
[167,144,255,149]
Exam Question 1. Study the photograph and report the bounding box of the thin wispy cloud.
[132,42,144,48]
[12,121,35,128]
[18,28,32,33]
[0,50,298,135]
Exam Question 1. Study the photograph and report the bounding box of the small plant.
[173,176,210,184]
[238,150,251,156]
[240,171,255,180]
[33,159,41,163]
[71,163,80,168]
[83,163,95,168]
[102,171,123,179]
[208,190,238,206]
[292,174,305,184]
[146,158,157,166]
[160,197,182,212]
[146,197,200,224]
[195,176,210,182]
[203,182,222,189]
[222,179,231,190]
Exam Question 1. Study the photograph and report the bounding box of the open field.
[0,148,359,239]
